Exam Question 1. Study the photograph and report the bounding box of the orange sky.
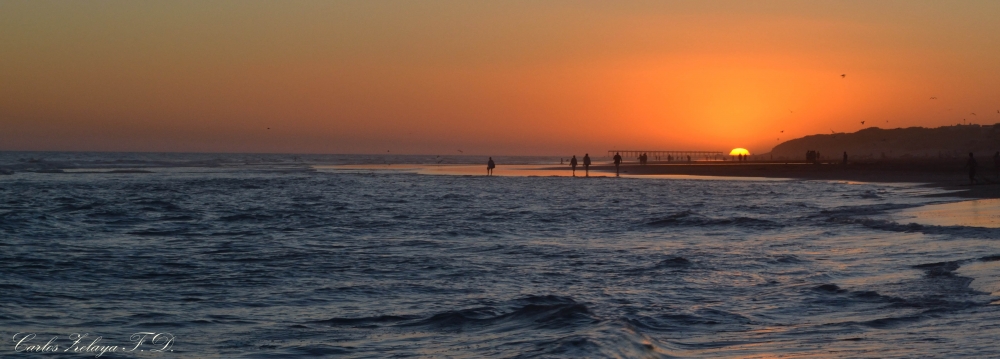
[2,1,999,155]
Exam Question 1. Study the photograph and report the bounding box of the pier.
[607,150,726,161]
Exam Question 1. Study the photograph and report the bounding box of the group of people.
[637,153,650,165]
[570,154,593,177]
[489,151,1000,182]
[488,154,599,177]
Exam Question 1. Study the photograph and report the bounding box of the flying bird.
[971,113,977,116]
[930,97,937,100]
[861,121,865,125]
[457,150,463,153]
[780,130,784,133]
[841,74,846,78]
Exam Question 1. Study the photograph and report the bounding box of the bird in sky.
[841,74,846,78]
[780,130,784,133]
[930,97,937,100]
[457,150,463,153]
[971,113,977,116]
[861,121,865,125]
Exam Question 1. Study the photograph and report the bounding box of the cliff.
[768,124,1000,160]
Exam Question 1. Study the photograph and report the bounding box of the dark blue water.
[3,152,1000,358]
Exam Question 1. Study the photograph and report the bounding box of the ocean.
[2,152,1000,358]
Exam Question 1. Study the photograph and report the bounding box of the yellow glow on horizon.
[730,148,750,156]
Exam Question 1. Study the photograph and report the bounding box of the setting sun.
[729,148,750,156]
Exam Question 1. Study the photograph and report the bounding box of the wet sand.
[326,161,1000,229]
[563,161,1000,199]
[322,161,1000,198]
[318,164,615,177]
[895,198,1000,228]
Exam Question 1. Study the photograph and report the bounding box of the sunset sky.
[2,1,999,155]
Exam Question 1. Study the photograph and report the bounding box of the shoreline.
[549,161,1000,199]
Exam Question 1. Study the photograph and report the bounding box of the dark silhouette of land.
[769,124,1000,160]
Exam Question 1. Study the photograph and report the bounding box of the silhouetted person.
[570,155,578,177]
[613,152,623,177]
[843,151,848,165]
[583,154,591,177]
[994,151,1000,180]
[967,152,978,184]
[487,157,495,176]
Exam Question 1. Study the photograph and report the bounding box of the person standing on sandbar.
[583,154,591,177]
[993,151,999,180]
[613,152,623,177]
[570,155,578,177]
[487,157,495,176]
[967,153,978,185]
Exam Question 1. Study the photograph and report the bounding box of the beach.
[559,160,1000,199]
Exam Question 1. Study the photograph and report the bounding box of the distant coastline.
[576,161,1000,198]
[766,123,1000,161]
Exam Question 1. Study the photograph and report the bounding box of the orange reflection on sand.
[316,164,610,177]
[896,199,1000,228]
[317,164,791,181]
